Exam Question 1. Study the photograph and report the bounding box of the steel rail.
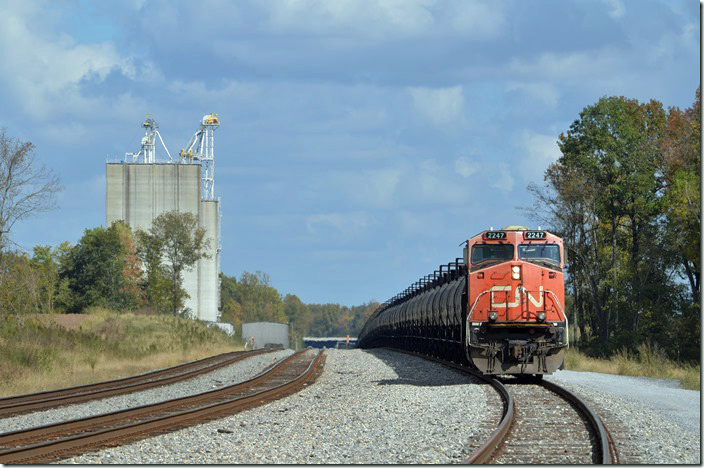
[0,351,299,448]
[373,348,514,464]
[466,377,613,464]
[374,347,613,464]
[0,351,241,405]
[539,379,612,464]
[0,350,271,417]
[0,350,324,465]
[462,374,513,464]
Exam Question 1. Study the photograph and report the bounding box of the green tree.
[284,293,311,348]
[135,229,167,311]
[308,303,343,336]
[53,241,75,312]
[219,271,288,332]
[0,251,42,315]
[136,211,209,315]
[661,88,701,304]
[60,221,142,312]
[235,271,286,323]
[525,94,697,359]
[220,273,244,332]
[350,302,378,335]
[219,269,379,344]
[30,245,61,314]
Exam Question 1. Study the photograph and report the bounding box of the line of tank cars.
[358,226,568,376]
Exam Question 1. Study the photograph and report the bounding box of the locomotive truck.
[357,226,568,375]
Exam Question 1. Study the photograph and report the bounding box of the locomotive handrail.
[467,290,491,323]
[468,287,567,323]
[544,290,565,320]
[545,290,569,347]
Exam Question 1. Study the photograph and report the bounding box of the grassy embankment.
[564,344,700,391]
[0,308,242,397]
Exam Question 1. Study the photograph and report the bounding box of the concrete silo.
[106,115,221,322]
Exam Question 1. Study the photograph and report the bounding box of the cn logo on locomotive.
[489,285,543,308]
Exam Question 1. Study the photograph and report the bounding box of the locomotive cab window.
[471,244,514,268]
[518,244,561,266]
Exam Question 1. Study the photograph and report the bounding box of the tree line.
[525,89,700,362]
[0,212,208,317]
[0,217,376,345]
[219,270,377,347]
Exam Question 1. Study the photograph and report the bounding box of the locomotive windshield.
[518,244,561,266]
[471,244,514,267]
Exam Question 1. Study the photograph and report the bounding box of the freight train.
[357,226,568,375]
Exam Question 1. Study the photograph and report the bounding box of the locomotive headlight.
[488,311,498,322]
[537,312,546,322]
[511,265,521,280]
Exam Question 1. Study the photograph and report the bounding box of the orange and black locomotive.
[357,226,568,375]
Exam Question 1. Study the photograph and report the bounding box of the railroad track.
[383,348,617,464]
[467,376,617,464]
[0,349,272,418]
[0,349,325,464]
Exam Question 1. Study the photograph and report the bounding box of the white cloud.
[408,86,465,127]
[681,22,697,47]
[603,0,625,19]
[305,211,371,240]
[517,131,561,183]
[454,156,480,178]
[507,48,627,81]
[326,156,479,211]
[645,22,699,66]
[448,1,506,38]
[40,122,89,145]
[491,162,514,193]
[259,0,506,42]
[167,80,260,104]
[263,0,435,40]
[395,209,445,238]
[0,3,152,120]
[332,168,403,209]
[505,82,560,109]
[406,159,472,205]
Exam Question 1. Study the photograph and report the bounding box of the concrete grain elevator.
[106,115,221,322]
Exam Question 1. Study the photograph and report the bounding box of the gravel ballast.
[1,349,698,464]
[0,350,294,434]
[545,370,700,464]
[60,349,492,464]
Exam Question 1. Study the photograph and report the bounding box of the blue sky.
[0,0,699,306]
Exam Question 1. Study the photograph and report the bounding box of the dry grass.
[1,345,240,397]
[0,310,242,398]
[564,344,700,391]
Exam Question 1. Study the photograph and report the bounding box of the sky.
[0,0,699,307]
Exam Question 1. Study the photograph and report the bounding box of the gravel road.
[546,369,700,434]
[0,348,697,464]
[545,370,700,464]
